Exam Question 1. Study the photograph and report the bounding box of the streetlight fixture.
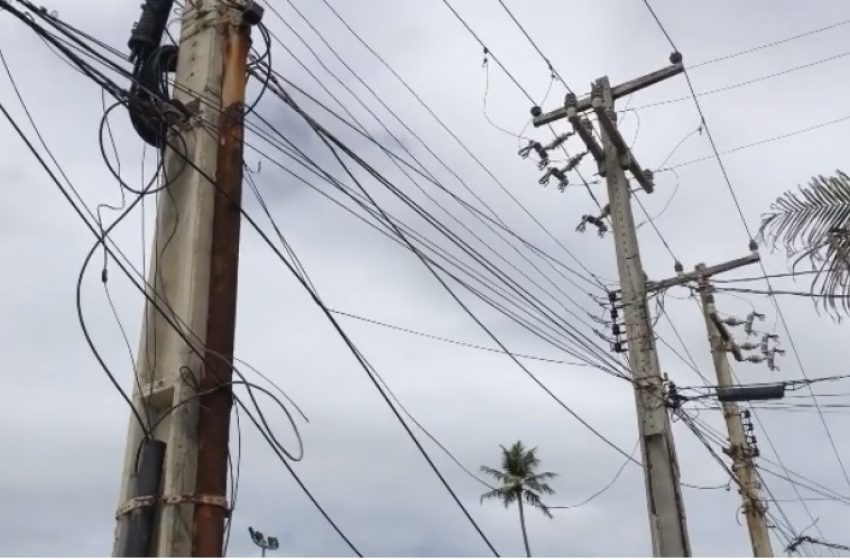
[248,526,280,557]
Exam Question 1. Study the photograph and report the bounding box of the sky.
[1,0,850,557]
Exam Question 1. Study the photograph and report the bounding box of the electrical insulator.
[544,132,574,151]
[518,140,547,161]
[642,168,655,189]
[722,316,746,327]
[744,311,765,336]
[760,333,780,354]
[564,151,587,172]
[538,168,555,185]
[766,347,785,371]
[550,167,568,191]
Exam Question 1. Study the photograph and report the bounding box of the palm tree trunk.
[518,497,532,557]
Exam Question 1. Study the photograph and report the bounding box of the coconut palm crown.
[480,441,557,557]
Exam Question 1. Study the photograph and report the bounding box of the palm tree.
[760,170,850,316]
[480,441,557,557]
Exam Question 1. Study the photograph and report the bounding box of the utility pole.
[653,253,774,557]
[113,1,261,556]
[532,57,690,557]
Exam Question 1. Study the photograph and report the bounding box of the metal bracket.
[566,106,603,163]
[116,493,230,519]
[115,495,158,518]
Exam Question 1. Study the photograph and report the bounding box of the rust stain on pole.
[192,17,250,557]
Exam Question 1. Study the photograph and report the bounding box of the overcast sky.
[2,0,850,557]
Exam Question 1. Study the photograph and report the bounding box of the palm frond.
[480,465,507,484]
[760,170,850,316]
[480,488,501,503]
[480,487,506,505]
[523,489,553,519]
[525,472,557,495]
[527,471,558,482]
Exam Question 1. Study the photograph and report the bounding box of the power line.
[713,285,850,299]
[548,439,639,509]
[240,122,625,375]
[314,0,609,293]
[664,113,850,170]
[495,0,573,93]
[439,0,611,257]
[250,25,607,321]
[788,535,850,554]
[253,80,629,378]
[288,96,638,464]
[329,309,595,367]
[690,18,850,69]
[634,49,850,111]
[440,0,535,103]
[710,270,823,284]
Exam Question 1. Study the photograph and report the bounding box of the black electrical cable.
[302,108,637,465]
[240,100,628,377]
[257,66,606,294]
[235,134,617,374]
[690,18,850,69]
[316,0,608,291]
[662,114,850,170]
[252,25,603,322]
[634,49,850,111]
[495,0,572,93]
[254,94,627,378]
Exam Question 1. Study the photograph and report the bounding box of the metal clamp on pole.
[115,440,166,557]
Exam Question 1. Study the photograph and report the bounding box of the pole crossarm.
[648,250,760,293]
[532,58,684,127]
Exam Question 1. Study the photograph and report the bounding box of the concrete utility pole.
[697,270,773,557]
[113,1,259,556]
[532,58,690,557]
[651,251,774,556]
